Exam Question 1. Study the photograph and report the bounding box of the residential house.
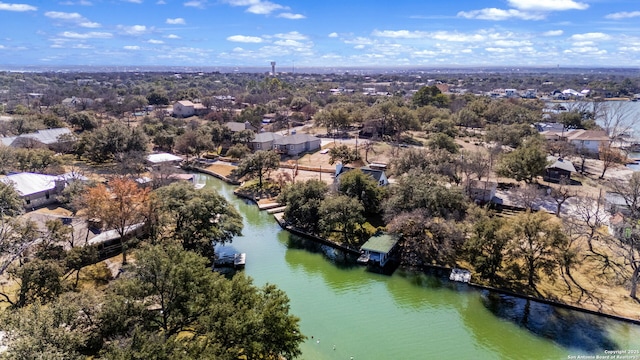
[567,130,610,155]
[249,132,282,151]
[225,121,257,133]
[172,100,207,118]
[273,133,321,156]
[357,233,399,267]
[466,180,498,203]
[146,152,183,167]
[335,163,389,186]
[0,127,75,151]
[545,157,576,182]
[62,96,95,110]
[0,172,67,209]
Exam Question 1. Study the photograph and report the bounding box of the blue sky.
[1,0,640,68]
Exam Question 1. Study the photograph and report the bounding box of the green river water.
[199,173,640,360]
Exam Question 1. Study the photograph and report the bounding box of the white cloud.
[184,0,206,8]
[166,17,185,24]
[277,12,305,19]
[227,35,263,43]
[371,30,425,39]
[59,1,92,5]
[328,32,338,38]
[572,41,594,47]
[45,11,102,28]
[570,32,611,41]
[274,39,305,47]
[458,8,544,21]
[80,21,101,28]
[45,11,83,20]
[60,31,113,39]
[72,44,93,49]
[124,45,141,50]
[506,0,588,11]
[492,40,532,47]
[274,31,307,41]
[247,1,284,14]
[0,2,37,11]
[117,25,150,36]
[148,39,164,44]
[165,34,180,39]
[122,0,142,3]
[543,30,563,36]
[222,0,293,16]
[605,11,640,20]
[564,46,606,54]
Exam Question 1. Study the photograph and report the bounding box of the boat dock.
[214,252,246,269]
[449,268,471,283]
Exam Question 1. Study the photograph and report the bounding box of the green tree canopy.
[154,182,243,259]
[412,85,450,108]
[231,150,280,187]
[278,179,328,234]
[337,169,384,214]
[319,194,365,246]
[0,181,23,217]
[496,136,548,183]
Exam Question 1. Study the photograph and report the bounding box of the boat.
[234,253,246,269]
[449,268,471,283]
[356,252,370,264]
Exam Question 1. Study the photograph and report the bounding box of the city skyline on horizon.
[2,0,640,68]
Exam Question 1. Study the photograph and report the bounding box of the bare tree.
[549,181,575,217]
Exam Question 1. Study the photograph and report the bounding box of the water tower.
[270,61,276,76]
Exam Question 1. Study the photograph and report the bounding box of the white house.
[335,164,389,187]
[0,173,66,209]
[273,133,321,156]
[0,128,75,151]
[146,152,183,167]
[172,100,206,118]
[566,130,610,154]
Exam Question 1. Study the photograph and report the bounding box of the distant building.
[172,100,207,118]
[0,127,75,151]
[567,130,610,155]
[545,157,576,182]
[273,133,321,156]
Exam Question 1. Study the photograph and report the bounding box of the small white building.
[0,173,67,209]
[146,152,183,167]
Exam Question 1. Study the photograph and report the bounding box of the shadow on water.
[283,233,359,270]
[481,291,618,353]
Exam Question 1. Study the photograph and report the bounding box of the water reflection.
[481,291,618,353]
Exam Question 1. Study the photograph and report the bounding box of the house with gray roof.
[0,128,75,151]
[249,132,283,151]
[273,133,321,156]
[545,156,576,182]
[335,163,389,186]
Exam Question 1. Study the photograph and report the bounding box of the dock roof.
[361,233,398,254]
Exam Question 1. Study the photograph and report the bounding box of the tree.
[598,144,626,179]
[278,179,328,234]
[101,245,305,359]
[496,136,548,183]
[388,210,464,267]
[1,259,65,308]
[83,177,150,264]
[464,209,508,282]
[175,129,214,162]
[225,143,250,159]
[504,211,568,290]
[68,111,99,131]
[319,195,365,245]
[412,85,449,108]
[328,144,359,165]
[337,169,384,214]
[0,291,103,358]
[427,133,458,153]
[232,150,280,187]
[154,182,243,259]
[383,170,468,221]
[0,181,23,217]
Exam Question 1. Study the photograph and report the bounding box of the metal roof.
[0,173,60,196]
[146,153,183,164]
[360,233,398,254]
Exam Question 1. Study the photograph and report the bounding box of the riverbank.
[196,163,640,326]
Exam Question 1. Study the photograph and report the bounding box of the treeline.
[0,178,305,359]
